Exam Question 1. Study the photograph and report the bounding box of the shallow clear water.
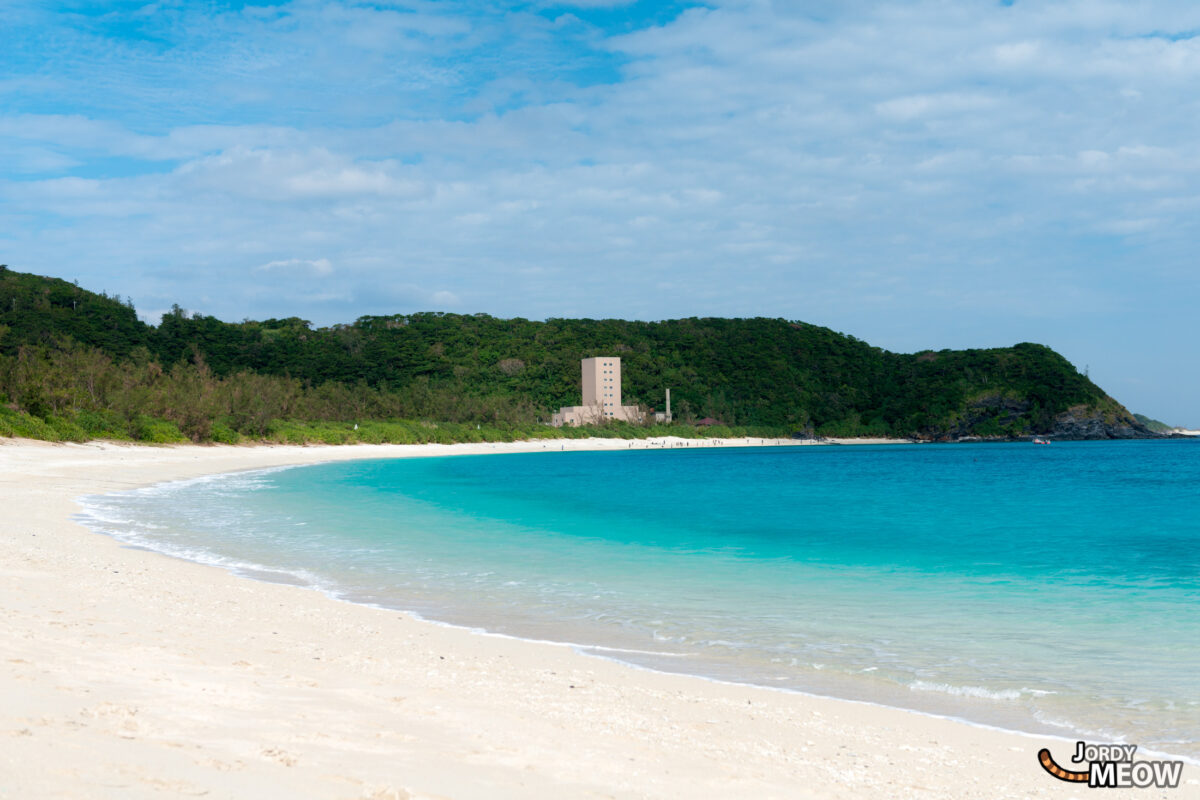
[77,440,1200,757]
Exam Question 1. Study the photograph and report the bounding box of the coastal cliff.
[1048,403,1158,440]
[932,395,1157,442]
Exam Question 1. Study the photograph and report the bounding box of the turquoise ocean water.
[78,441,1200,757]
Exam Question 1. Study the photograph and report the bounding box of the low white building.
[551,356,643,426]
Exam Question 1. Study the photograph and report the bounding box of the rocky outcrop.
[1048,404,1158,440]
[927,397,1162,442]
[964,394,1029,428]
[929,393,1030,441]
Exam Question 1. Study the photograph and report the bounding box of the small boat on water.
[1033,437,1051,444]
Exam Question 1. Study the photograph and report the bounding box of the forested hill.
[0,266,1151,442]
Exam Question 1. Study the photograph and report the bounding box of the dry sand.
[1,437,1194,799]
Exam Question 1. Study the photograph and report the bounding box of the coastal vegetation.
[1133,413,1173,434]
[0,266,1149,444]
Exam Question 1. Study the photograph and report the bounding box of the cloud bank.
[1,1,1198,423]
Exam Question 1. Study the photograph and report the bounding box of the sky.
[1,1,1198,426]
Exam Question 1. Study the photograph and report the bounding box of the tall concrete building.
[551,357,642,426]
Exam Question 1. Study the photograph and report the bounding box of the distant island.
[1132,413,1173,434]
[0,265,1160,445]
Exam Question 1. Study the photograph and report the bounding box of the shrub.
[209,420,241,444]
[0,407,60,440]
[131,415,188,444]
[44,415,89,442]
[73,409,130,440]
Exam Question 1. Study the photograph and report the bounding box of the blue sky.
[2,0,1198,425]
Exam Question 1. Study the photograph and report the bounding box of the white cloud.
[5,0,1200,422]
[992,40,1042,67]
[257,258,335,277]
[172,148,431,201]
[1097,217,1161,235]
[874,93,996,122]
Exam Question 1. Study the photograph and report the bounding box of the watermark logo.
[1038,741,1184,789]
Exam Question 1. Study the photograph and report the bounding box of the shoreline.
[3,436,1194,798]
[80,466,1174,763]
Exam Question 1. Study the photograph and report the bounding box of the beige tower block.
[552,357,643,426]
[581,356,621,409]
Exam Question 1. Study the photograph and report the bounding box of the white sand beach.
[1,437,1193,799]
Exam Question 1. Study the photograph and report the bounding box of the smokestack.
[666,388,672,422]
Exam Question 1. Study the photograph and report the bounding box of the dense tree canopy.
[0,267,1142,442]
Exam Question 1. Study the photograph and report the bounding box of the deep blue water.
[78,440,1200,756]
